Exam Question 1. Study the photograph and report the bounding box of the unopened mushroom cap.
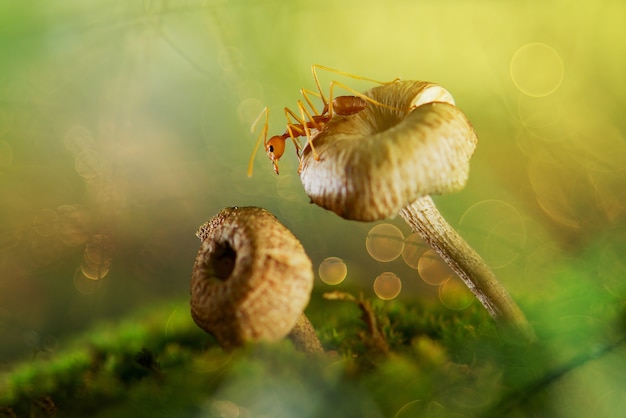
[190,206,313,348]
[299,80,478,221]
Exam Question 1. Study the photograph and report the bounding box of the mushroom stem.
[400,196,535,341]
[287,313,324,353]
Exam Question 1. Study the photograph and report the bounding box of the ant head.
[265,136,285,174]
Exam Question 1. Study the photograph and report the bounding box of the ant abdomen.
[330,96,368,116]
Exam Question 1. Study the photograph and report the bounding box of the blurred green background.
[0,0,625,413]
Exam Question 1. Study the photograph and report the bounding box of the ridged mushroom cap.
[299,80,478,221]
[190,206,313,348]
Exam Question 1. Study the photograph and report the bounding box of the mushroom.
[190,206,323,352]
[299,80,535,340]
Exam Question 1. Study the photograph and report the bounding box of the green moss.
[0,282,624,417]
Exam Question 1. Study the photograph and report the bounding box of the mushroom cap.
[190,206,313,348]
[299,80,478,221]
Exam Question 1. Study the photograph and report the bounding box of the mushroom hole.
[208,241,237,280]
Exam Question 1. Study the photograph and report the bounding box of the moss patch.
[0,285,624,417]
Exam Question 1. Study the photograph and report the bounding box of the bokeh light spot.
[32,208,59,237]
[81,234,115,280]
[417,250,454,286]
[458,200,526,268]
[515,94,570,144]
[511,43,564,97]
[568,114,626,174]
[64,125,94,157]
[528,158,583,229]
[30,235,63,267]
[73,268,104,294]
[373,272,402,300]
[165,308,190,339]
[439,277,473,310]
[75,149,103,179]
[81,261,110,281]
[238,97,264,125]
[394,399,422,418]
[318,256,348,285]
[209,399,240,418]
[1,224,23,251]
[236,80,264,102]
[366,223,404,262]
[84,233,115,266]
[190,350,234,374]
[401,233,428,269]
[57,205,92,246]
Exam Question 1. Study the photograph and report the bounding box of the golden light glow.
[75,149,103,179]
[439,277,473,310]
[366,223,404,262]
[417,250,454,286]
[56,205,91,246]
[208,399,241,418]
[401,233,427,269]
[318,256,348,285]
[458,200,526,268]
[73,268,103,295]
[511,43,564,97]
[373,272,402,300]
[81,234,115,280]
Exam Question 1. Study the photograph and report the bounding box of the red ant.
[247,65,399,176]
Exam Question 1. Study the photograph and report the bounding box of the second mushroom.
[191,206,323,353]
[299,80,535,341]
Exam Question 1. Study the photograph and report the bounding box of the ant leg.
[300,88,328,116]
[284,105,322,131]
[300,88,323,116]
[302,87,331,116]
[311,64,400,84]
[312,64,400,113]
[311,64,400,116]
[328,80,400,116]
[296,100,320,162]
[247,107,270,177]
[250,106,268,133]
[311,65,330,115]
[312,64,399,86]
[283,107,305,158]
[282,103,320,168]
